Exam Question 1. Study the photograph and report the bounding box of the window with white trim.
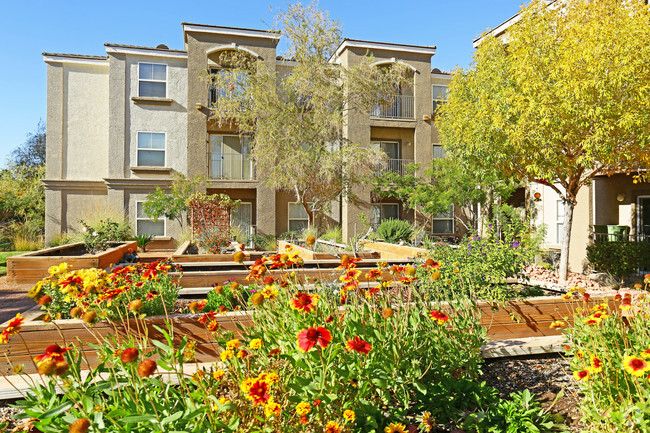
[432,205,454,234]
[556,199,564,244]
[432,85,448,113]
[139,63,167,98]
[137,132,165,167]
[136,202,165,236]
[288,202,310,232]
[371,203,400,228]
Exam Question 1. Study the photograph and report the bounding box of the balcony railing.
[371,94,414,119]
[208,84,248,109]
[210,153,255,180]
[377,159,414,176]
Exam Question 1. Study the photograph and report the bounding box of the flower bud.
[37,358,56,375]
[54,360,69,376]
[70,307,83,319]
[121,347,139,363]
[382,308,394,318]
[82,311,97,324]
[37,295,52,306]
[137,359,157,378]
[263,276,274,286]
[69,418,90,433]
[213,285,224,294]
[230,282,240,292]
[404,266,416,276]
[233,251,245,263]
[306,236,316,245]
[431,271,441,281]
[128,299,143,312]
[340,254,349,263]
[42,314,52,323]
[251,293,264,306]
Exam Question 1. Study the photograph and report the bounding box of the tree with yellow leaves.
[437,0,650,282]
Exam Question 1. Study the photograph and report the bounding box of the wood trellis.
[187,193,240,244]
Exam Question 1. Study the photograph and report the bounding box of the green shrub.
[79,219,132,254]
[320,226,343,244]
[377,219,413,243]
[135,233,154,252]
[204,281,254,311]
[586,241,650,280]
[252,234,277,251]
[47,233,72,248]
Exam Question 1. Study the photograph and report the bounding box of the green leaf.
[40,401,74,419]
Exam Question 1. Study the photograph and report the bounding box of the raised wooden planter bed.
[1,295,617,375]
[361,241,429,260]
[171,240,271,264]
[277,241,379,261]
[6,241,138,284]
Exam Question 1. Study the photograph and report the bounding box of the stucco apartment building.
[475,3,650,273]
[42,22,453,245]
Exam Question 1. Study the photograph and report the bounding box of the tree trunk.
[558,199,575,283]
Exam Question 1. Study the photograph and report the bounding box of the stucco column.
[108,54,127,178]
[44,188,63,243]
[256,185,276,236]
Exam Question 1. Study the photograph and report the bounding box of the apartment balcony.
[209,153,255,180]
[371,94,414,119]
[377,159,414,176]
[208,84,248,109]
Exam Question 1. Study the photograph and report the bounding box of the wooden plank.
[481,335,566,358]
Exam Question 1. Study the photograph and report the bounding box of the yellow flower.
[384,423,407,433]
[218,397,230,405]
[343,409,356,422]
[296,402,311,416]
[249,339,263,350]
[623,355,650,377]
[240,377,254,392]
[264,401,281,418]
[226,339,241,350]
[219,350,234,362]
[213,370,225,380]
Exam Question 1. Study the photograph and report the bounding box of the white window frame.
[136,201,166,237]
[556,199,564,244]
[138,62,168,98]
[137,131,166,167]
[432,84,448,112]
[288,202,310,232]
[432,205,454,234]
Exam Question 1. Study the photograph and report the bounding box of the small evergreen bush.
[377,219,413,244]
[586,241,650,280]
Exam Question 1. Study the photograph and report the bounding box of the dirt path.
[0,277,35,325]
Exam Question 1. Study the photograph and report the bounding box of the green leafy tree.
[0,164,45,225]
[437,0,650,281]
[143,174,206,228]
[207,3,409,227]
[10,120,46,168]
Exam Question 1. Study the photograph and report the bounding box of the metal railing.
[371,94,414,119]
[210,153,255,180]
[377,159,414,176]
[208,84,248,109]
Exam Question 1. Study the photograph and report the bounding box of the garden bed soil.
[1,294,618,375]
[171,240,273,263]
[6,242,137,285]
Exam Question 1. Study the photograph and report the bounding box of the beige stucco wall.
[62,188,109,233]
[125,56,188,177]
[62,64,109,180]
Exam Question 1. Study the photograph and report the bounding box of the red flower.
[345,336,372,354]
[0,313,25,344]
[198,311,218,324]
[145,290,159,301]
[422,259,441,270]
[207,321,220,332]
[365,269,382,280]
[290,292,319,313]
[142,262,159,280]
[34,344,71,363]
[429,310,450,325]
[296,326,332,352]
[247,378,271,405]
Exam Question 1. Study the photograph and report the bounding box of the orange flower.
[365,269,382,280]
[325,421,342,433]
[343,409,356,422]
[384,423,407,433]
[345,336,372,355]
[207,321,220,332]
[549,321,565,329]
[429,310,449,325]
[264,401,281,418]
[296,402,311,416]
[245,377,271,405]
[296,327,331,352]
[623,355,650,377]
[290,292,319,313]
[573,369,590,381]
[339,269,362,283]
[34,344,71,363]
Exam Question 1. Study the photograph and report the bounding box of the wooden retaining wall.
[1,295,617,375]
[277,241,380,261]
[6,242,138,285]
[171,241,272,263]
[361,241,429,260]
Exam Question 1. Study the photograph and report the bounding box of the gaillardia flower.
[296,327,331,352]
[623,355,650,377]
[345,336,372,355]
[290,292,319,313]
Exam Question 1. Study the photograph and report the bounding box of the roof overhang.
[105,44,188,59]
[42,53,108,66]
[182,23,281,44]
[334,39,436,60]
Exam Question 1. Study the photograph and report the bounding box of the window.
[433,144,446,159]
[432,85,448,113]
[432,205,454,234]
[232,202,254,236]
[136,202,165,236]
[210,135,253,179]
[209,69,247,105]
[556,199,564,244]
[139,63,167,98]
[288,202,309,232]
[371,203,400,228]
[137,132,165,167]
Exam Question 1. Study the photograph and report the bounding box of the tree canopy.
[207,3,409,226]
[10,120,46,168]
[437,0,650,281]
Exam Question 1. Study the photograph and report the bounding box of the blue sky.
[0,0,524,166]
